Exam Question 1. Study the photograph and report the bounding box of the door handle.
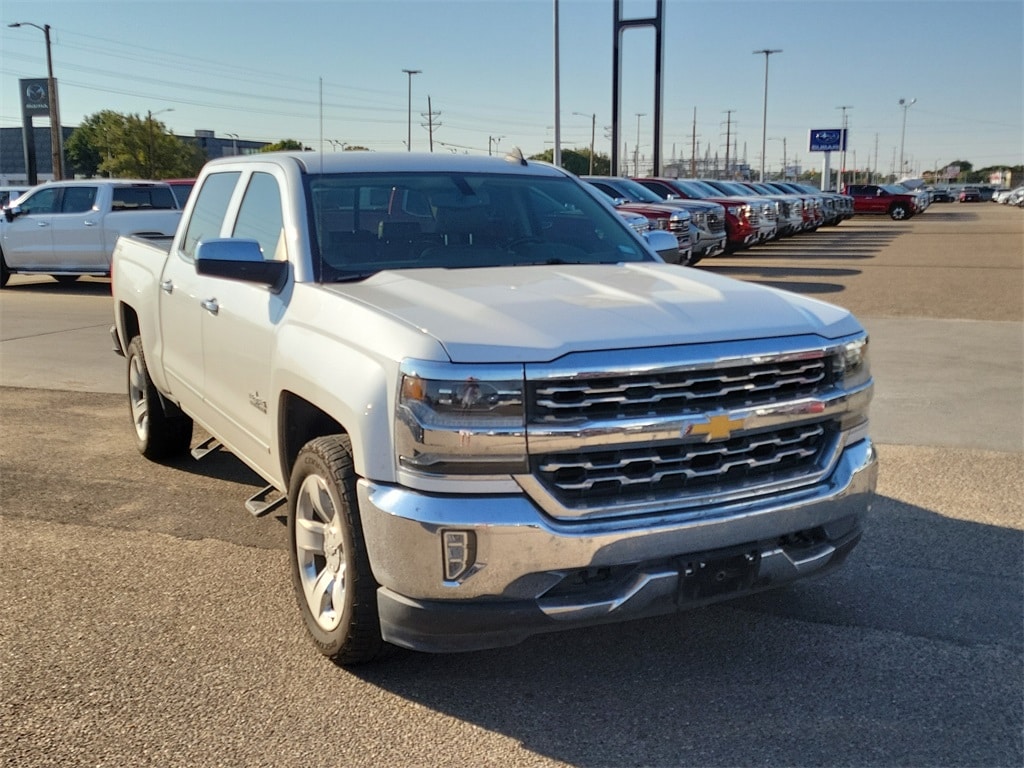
[36,221,50,227]
[83,220,97,227]
[160,280,173,294]
[201,298,219,315]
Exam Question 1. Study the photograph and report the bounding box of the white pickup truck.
[1,180,180,286]
[110,151,877,664]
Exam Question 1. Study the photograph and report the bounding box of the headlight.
[396,361,527,476]
[834,336,871,390]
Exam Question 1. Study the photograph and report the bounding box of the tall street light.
[753,48,782,182]
[573,112,596,174]
[837,105,853,190]
[147,108,174,178]
[9,21,63,180]
[898,98,917,179]
[634,112,646,177]
[402,69,421,151]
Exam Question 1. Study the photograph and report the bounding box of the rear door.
[48,185,104,270]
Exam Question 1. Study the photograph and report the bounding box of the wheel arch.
[278,392,345,489]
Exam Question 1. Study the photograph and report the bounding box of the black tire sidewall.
[287,435,383,664]
[126,336,191,460]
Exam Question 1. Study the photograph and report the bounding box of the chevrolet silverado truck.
[1,180,180,287]
[110,151,877,665]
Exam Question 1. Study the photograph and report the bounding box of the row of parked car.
[583,175,855,267]
[991,185,1024,206]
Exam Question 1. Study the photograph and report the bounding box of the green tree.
[260,139,310,152]
[65,110,205,179]
[528,148,611,176]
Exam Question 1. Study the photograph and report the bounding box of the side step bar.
[191,436,222,460]
[246,485,287,518]
[189,437,286,518]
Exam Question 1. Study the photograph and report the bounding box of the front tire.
[889,204,910,221]
[1,252,9,288]
[126,336,192,460]
[53,275,80,285]
[288,435,386,665]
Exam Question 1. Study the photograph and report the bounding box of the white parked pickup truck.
[110,151,877,664]
[1,179,180,286]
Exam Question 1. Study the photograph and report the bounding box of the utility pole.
[8,21,63,179]
[634,112,646,176]
[723,110,734,180]
[423,96,440,152]
[573,112,596,174]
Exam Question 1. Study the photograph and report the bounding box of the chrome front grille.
[535,422,836,509]
[707,212,726,234]
[526,351,842,516]
[531,357,830,422]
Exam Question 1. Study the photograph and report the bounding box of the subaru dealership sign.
[809,129,847,152]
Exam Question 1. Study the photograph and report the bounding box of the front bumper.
[359,438,877,653]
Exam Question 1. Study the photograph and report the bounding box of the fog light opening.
[443,530,476,582]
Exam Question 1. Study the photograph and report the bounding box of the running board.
[246,485,287,518]
[191,436,222,460]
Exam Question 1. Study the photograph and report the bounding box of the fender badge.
[684,413,747,442]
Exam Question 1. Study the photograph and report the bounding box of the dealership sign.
[19,78,50,117]
[808,129,847,152]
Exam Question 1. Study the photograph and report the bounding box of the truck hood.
[325,263,862,363]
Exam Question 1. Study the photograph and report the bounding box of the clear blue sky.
[1,0,1021,177]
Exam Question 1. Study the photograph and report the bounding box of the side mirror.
[195,238,288,291]
[665,193,680,200]
[4,205,22,222]
[643,230,681,263]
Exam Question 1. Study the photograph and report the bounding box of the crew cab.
[636,178,760,252]
[843,183,921,220]
[1,180,180,286]
[110,151,877,664]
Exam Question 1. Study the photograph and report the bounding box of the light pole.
[768,136,787,180]
[898,98,916,180]
[753,48,781,182]
[837,105,852,190]
[147,108,174,178]
[573,112,596,174]
[225,132,239,156]
[634,112,646,177]
[9,21,63,180]
[488,136,504,156]
[402,69,421,152]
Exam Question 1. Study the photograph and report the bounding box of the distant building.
[0,125,269,185]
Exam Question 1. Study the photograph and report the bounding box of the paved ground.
[1,202,1021,767]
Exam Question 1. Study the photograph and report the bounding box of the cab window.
[233,173,285,260]
[61,186,97,213]
[16,187,59,215]
[181,172,241,260]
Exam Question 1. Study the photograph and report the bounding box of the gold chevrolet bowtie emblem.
[685,413,747,442]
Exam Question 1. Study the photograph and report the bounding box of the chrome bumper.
[359,438,877,652]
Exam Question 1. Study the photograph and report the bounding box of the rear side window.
[61,186,97,213]
[181,172,241,260]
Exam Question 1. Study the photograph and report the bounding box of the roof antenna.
[504,146,527,166]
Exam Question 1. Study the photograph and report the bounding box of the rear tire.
[288,435,387,665]
[1,252,9,288]
[126,336,192,460]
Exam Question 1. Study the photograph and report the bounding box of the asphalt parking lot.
[1,203,1022,767]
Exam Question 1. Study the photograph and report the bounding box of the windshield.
[609,178,665,203]
[305,171,652,281]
